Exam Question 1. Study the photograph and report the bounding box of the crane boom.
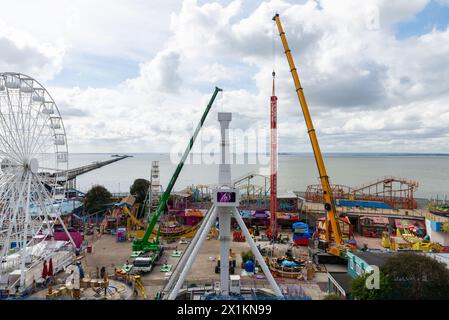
[272,14,343,247]
[132,87,223,252]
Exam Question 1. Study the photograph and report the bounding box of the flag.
[48,258,54,277]
[42,260,48,279]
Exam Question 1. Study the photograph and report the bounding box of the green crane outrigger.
[132,87,222,253]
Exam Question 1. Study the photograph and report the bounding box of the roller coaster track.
[305,176,419,209]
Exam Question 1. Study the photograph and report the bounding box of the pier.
[51,155,132,188]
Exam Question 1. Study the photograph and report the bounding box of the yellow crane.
[273,14,349,260]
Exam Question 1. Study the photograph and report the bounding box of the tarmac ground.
[72,231,383,300]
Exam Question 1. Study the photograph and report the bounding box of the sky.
[1,0,449,153]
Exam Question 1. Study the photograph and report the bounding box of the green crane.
[132,87,223,253]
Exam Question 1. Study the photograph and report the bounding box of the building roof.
[277,193,297,199]
[353,250,400,267]
[426,253,449,270]
[328,272,353,294]
[172,192,191,198]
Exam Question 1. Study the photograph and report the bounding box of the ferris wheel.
[0,72,73,289]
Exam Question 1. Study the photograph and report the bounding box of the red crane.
[270,71,278,239]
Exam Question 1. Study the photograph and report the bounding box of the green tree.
[351,270,392,300]
[382,252,449,300]
[130,178,150,204]
[84,185,112,214]
[241,250,254,263]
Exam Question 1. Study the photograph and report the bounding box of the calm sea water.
[68,153,449,199]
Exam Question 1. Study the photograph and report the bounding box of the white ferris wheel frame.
[0,72,75,291]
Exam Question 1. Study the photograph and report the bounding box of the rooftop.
[328,272,353,294]
[352,250,400,267]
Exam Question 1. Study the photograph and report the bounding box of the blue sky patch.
[48,53,141,88]
[395,0,449,40]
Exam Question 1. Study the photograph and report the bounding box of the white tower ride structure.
[166,112,282,299]
[217,112,232,294]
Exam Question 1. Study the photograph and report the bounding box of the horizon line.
[67,152,449,156]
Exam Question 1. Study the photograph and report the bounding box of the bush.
[84,185,112,214]
[323,293,344,300]
[382,252,449,300]
[351,270,392,300]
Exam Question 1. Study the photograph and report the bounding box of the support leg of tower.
[168,206,218,300]
[232,207,283,297]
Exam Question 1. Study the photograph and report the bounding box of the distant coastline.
[69,152,449,157]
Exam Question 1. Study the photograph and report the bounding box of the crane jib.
[140,87,222,244]
[272,14,344,246]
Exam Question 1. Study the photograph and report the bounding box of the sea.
[68,153,449,200]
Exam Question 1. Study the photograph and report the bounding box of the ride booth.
[250,210,270,228]
[274,212,299,229]
[183,208,206,226]
[116,227,127,242]
[53,224,84,249]
[359,216,389,238]
[292,222,312,246]
[238,210,253,225]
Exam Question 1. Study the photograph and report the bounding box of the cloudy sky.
[1,0,449,153]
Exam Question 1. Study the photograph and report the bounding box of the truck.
[132,253,162,274]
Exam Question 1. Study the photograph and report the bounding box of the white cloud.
[0,24,64,79]
[169,0,242,58]
[2,0,449,154]
[127,49,182,93]
[194,63,234,82]
[0,0,182,61]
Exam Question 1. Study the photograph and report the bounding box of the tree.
[130,178,150,204]
[241,250,254,263]
[381,252,449,300]
[84,185,112,214]
[351,270,392,300]
[442,222,449,234]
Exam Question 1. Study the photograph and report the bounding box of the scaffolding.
[189,184,213,203]
[233,173,269,210]
[148,161,163,218]
[305,184,353,204]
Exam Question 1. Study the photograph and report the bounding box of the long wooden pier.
[64,155,131,181]
[48,155,132,189]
